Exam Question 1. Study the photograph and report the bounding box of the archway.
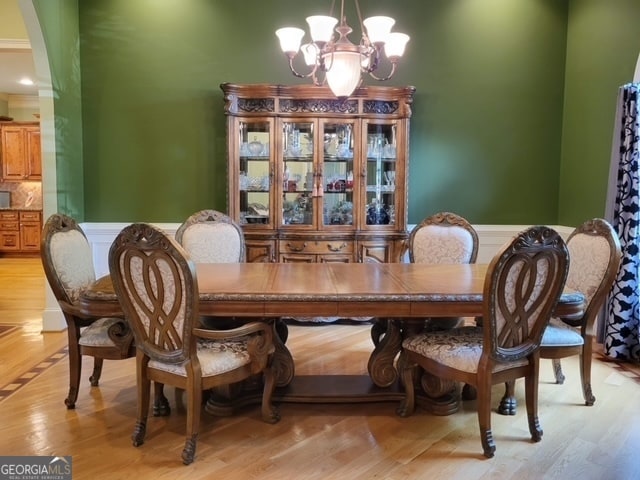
[19,0,64,331]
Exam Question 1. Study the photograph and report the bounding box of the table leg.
[272,318,295,388]
[367,319,402,387]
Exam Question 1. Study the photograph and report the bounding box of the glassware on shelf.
[248,137,264,156]
[366,199,391,225]
[239,171,249,190]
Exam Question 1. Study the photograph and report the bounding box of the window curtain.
[603,82,640,361]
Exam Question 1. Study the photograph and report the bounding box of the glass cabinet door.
[238,120,272,226]
[321,120,356,228]
[364,121,397,227]
[282,121,314,226]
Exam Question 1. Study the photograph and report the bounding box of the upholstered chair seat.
[403,326,529,374]
[540,318,584,347]
[78,318,130,348]
[149,337,258,377]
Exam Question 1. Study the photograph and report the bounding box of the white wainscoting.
[81,222,574,278]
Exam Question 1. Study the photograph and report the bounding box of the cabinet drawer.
[0,211,19,222]
[279,240,354,255]
[0,221,19,231]
[20,211,41,222]
[0,232,19,250]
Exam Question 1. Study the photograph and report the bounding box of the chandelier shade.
[275,0,410,98]
[324,49,363,98]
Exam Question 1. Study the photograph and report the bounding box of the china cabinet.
[221,83,415,263]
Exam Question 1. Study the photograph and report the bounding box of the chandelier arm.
[286,56,321,81]
[367,62,398,82]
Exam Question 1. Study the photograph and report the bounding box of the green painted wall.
[33,0,640,225]
[559,0,640,226]
[34,0,84,219]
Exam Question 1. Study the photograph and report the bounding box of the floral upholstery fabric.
[566,233,610,307]
[541,317,584,347]
[78,317,123,347]
[149,339,251,376]
[403,327,529,374]
[493,260,549,345]
[124,254,186,350]
[50,230,96,303]
[411,225,475,264]
[181,223,242,263]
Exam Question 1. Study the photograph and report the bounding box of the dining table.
[80,262,585,415]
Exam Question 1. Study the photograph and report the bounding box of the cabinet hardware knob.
[327,242,347,252]
[286,242,307,252]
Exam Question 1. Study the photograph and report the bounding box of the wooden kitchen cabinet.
[19,211,42,251]
[221,83,415,263]
[0,122,42,181]
[0,210,42,254]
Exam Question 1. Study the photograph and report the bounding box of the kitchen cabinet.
[0,122,42,181]
[0,210,42,253]
[222,83,415,263]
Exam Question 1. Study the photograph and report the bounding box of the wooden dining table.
[80,262,585,415]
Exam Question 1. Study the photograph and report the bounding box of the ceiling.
[0,49,38,96]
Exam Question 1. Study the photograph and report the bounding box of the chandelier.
[275,0,410,98]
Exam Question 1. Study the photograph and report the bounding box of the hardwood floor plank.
[1,258,639,479]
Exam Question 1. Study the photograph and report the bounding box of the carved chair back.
[409,211,478,264]
[483,226,569,362]
[109,223,197,364]
[175,209,245,264]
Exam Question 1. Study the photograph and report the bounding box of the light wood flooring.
[1,257,640,479]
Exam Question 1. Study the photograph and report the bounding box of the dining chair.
[498,218,622,414]
[109,223,280,465]
[398,225,569,458]
[371,211,479,348]
[175,209,245,264]
[41,213,135,409]
[175,209,293,342]
[414,211,480,325]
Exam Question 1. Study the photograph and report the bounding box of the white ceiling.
[0,49,38,96]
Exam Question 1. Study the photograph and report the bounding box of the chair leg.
[477,376,495,458]
[152,383,171,417]
[580,341,596,406]
[89,358,104,386]
[132,359,150,448]
[182,381,202,465]
[261,364,281,424]
[498,380,517,415]
[396,361,416,417]
[65,324,82,409]
[525,360,543,443]
[552,358,565,384]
